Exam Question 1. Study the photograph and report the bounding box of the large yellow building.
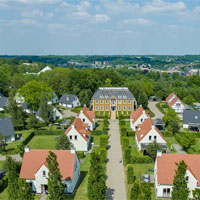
[91,87,137,112]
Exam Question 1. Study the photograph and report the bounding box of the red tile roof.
[79,106,95,124]
[157,154,200,186]
[166,93,176,102]
[168,96,179,107]
[65,117,90,142]
[136,118,166,142]
[131,106,147,124]
[20,149,75,180]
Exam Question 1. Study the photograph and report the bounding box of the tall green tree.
[6,156,19,200]
[39,92,53,124]
[88,151,107,200]
[18,80,53,111]
[18,178,34,200]
[180,132,196,151]
[0,132,6,153]
[79,89,93,107]
[130,181,140,200]
[28,114,40,129]
[56,134,72,150]
[193,188,200,200]
[104,78,112,87]
[172,160,189,200]
[137,90,148,109]
[46,151,65,200]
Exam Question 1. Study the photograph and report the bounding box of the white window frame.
[123,106,126,111]
[105,105,108,111]
[96,106,99,111]
[101,105,104,111]
[123,100,126,104]
[96,100,99,104]
[100,100,104,104]
[128,106,131,111]
[128,100,131,104]
[118,106,121,111]
[118,100,121,104]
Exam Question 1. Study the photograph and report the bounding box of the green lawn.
[0,188,8,200]
[28,135,58,149]
[96,121,103,131]
[165,137,178,153]
[0,161,5,169]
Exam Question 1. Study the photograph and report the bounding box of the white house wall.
[183,124,189,129]
[78,112,95,130]
[171,100,185,114]
[67,128,88,151]
[131,113,149,131]
[137,127,166,150]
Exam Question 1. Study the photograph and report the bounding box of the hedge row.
[0,176,8,193]
[91,130,102,136]
[34,129,63,136]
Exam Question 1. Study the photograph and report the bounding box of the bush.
[23,132,34,145]
[127,131,135,137]
[131,156,153,164]
[120,127,127,137]
[100,148,107,163]
[0,175,8,192]
[119,120,125,126]
[124,148,131,165]
[34,130,63,136]
[127,166,135,184]
[162,130,173,137]
[100,135,108,148]
[102,127,108,135]
[91,130,102,136]
[77,151,85,159]
[121,137,129,148]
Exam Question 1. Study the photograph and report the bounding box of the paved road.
[148,101,164,119]
[62,109,77,118]
[173,144,186,154]
[106,120,127,200]
[0,154,22,162]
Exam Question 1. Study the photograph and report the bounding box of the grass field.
[28,135,58,149]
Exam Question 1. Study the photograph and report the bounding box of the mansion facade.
[91,87,137,112]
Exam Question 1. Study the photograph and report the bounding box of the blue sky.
[0,0,200,55]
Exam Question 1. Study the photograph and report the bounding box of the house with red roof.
[130,105,149,131]
[166,93,185,114]
[135,118,167,153]
[65,117,91,151]
[20,147,80,194]
[78,105,96,131]
[155,152,200,199]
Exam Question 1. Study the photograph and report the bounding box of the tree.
[88,151,107,200]
[130,181,140,200]
[180,132,196,151]
[39,92,53,124]
[46,151,65,200]
[17,143,25,157]
[28,114,40,129]
[0,132,6,153]
[18,80,53,111]
[183,94,195,106]
[56,134,72,150]
[172,160,189,200]
[146,141,162,161]
[193,188,200,200]
[105,78,112,87]
[18,178,34,200]
[137,91,148,109]
[140,183,152,200]
[6,156,19,200]
[79,89,93,107]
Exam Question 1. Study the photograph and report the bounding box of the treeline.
[1,57,200,110]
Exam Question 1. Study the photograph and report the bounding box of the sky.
[0,0,200,55]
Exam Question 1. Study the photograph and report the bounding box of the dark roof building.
[0,118,15,142]
[0,93,5,98]
[0,97,8,110]
[183,110,200,131]
[59,94,80,108]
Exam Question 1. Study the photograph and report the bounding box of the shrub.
[100,135,108,148]
[34,130,63,135]
[77,151,85,159]
[102,127,108,135]
[23,132,34,145]
[120,127,127,137]
[100,148,107,163]
[119,120,125,126]
[162,130,173,137]
[91,130,102,136]
[0,175,8,192]
[131,156,153,164]
[122,137,129,148]
[127,131,135,137]
[127,166,135,184]
[124,148,131,165]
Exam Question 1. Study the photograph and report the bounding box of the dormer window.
[105,95,108,98]
[123,95,127,98]
[66,96,69,101]
[100,95,104,98]
[195,116,198,119]
[118,95,122,98]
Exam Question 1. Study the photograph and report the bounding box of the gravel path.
[148,101,164,119]
[173,144,186,154]
[62,110,77,118]
[0,154,22,162]
[106,120,127,200]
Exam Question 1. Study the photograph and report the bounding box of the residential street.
[106,120,127,200]
[148,101,164,119]
[62,109,77,117]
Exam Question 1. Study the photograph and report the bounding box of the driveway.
[0,154,22,162]
[62,110,77,118]
[148,101,164,119]
[106,120,127,200]
[173,144,186,154]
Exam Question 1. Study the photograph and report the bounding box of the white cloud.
[21,9,53,19]
[123,18,155,26]
[69,11,90,19]
[77,1,90,11]
[141,0,187,15]
[0,18,40,26]
[94,14,110,22]
[0,0,62,4]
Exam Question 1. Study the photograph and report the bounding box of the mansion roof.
[92,87,135,100]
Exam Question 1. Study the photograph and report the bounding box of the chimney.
[81,110,83,114]
[157,150,162,157]
[152,124,155,129]
[25,146,30,153]
[72,124,75,129]
[83,133,86,137]
[84,104,86,107]
[70,147,75,154]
